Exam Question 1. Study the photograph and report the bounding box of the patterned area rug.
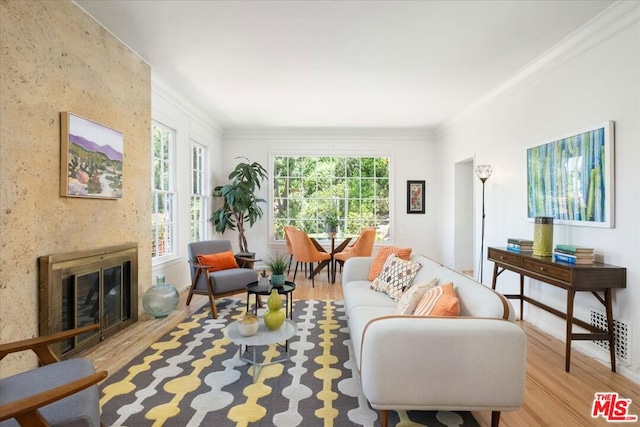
[100,299,479,426]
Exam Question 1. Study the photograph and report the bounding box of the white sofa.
[342,253,526,427]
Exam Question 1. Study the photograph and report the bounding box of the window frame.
[151,120,178,263]
[189,140,209,243]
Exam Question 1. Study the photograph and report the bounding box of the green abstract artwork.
[527,121,614,227]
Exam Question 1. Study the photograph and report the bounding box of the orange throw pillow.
[413,282,460,317]
[368,246,412,280]
[197,251,239,272]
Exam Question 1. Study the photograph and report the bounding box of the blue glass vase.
[143,275,179,318]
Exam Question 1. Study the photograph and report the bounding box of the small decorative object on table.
[264,289,285,330]
[265,252,288,288]
[258,270,271,292]
[143,274,179,318]
[325,209,341,236]
[533,216,554,256]
[237,312,259,336]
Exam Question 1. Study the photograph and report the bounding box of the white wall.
[221,129,439,262]
[437,4,640,382]
[151,74,224,291]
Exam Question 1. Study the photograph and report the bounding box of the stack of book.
[506,238,533,253]
[553,244,595,264]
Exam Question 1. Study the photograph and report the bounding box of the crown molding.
[436,1,640,138]
[222,127,435,141]
[151,73,224,137]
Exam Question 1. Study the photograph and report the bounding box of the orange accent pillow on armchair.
[197,251,239,272]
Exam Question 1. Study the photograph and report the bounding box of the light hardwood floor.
[83,271,639,427]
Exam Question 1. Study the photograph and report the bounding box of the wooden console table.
[488,247,626,372]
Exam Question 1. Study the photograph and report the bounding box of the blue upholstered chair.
[0,324,107,427]
[187,240,258,318]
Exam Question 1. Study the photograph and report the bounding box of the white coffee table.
[225,318,298,382]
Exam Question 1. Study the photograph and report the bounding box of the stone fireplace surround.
[39,243,138,359]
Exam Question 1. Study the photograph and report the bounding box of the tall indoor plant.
[211,157,268,255]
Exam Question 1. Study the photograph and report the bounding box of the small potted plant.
[264,252,289,287]
[325,209,341,236]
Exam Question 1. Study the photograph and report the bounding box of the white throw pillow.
[395,278,439,314]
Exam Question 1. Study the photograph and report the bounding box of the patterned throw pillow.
[413,283,460,317]
[197,251,239,272]
[367,246,413,281]
[395,277,439,315]
[370,254,422,301]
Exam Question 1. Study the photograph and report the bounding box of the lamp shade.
[476,165,493,182]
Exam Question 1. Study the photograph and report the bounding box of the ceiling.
[74,0,616,130]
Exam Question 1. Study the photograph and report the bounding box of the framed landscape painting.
[527,121,614,228]
[60,112,124,199]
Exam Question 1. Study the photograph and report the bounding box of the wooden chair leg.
[206,279,217,319]
[187,267,204,305]
[380,410,389,427]
[186,284,195,305]
[491,411,501,427]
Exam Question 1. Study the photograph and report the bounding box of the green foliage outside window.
[273,156,390,241]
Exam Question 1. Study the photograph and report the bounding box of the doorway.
[453,158,474,276]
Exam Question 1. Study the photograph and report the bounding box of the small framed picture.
[407,180,425,214]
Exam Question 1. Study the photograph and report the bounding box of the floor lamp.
[476,165,492,283]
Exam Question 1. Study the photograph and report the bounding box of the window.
[151,121,176,258]
[190,142,208,242]
[273,156,390,241]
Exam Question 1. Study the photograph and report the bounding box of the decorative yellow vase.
[264,289,285,330]
[533,216,554,256]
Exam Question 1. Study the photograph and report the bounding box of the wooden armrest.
[188,260,212,270]
[235,256,262,263]
[0,324,100,364]
[0,370,108,425]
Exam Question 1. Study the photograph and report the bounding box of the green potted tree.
[264,252,289,287]
[211,157,268,258]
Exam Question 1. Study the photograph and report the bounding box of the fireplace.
[39,243,138,359]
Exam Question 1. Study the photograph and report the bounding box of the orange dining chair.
[283,225,298,274]
[288,228,331,287]
[333,227,377,282]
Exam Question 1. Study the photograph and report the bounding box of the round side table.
[225,319,298,382]
[246,280,295,319]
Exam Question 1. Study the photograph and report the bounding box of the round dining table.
[307,233,354,283]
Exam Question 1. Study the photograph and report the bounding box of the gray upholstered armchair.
[0,324,107,427]
[187,240,259,318]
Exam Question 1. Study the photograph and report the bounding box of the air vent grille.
[590,310,630,364]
